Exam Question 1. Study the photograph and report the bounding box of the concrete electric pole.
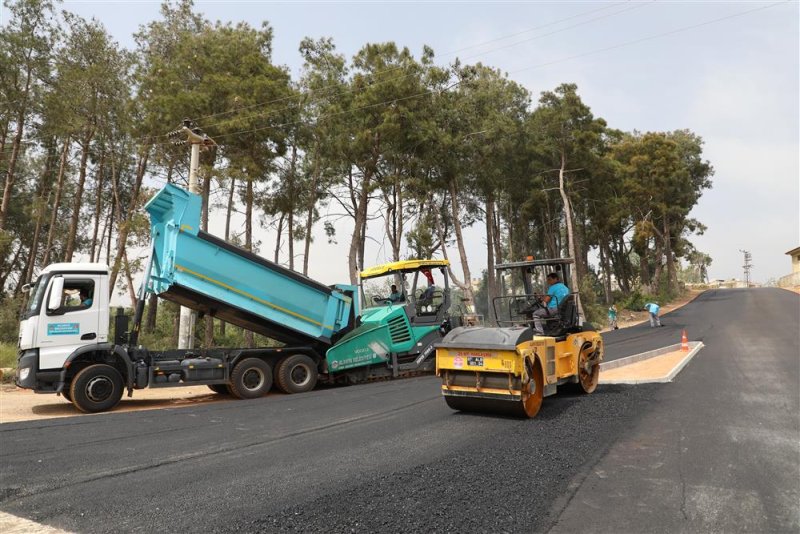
[168,118,216,349]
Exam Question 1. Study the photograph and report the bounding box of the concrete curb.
[0,511,71,533]
[600,342,704,385]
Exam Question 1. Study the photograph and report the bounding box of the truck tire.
[230,358,272,399]
[275,354,318,394]
[207,384,232,395]
[70,364,124,413]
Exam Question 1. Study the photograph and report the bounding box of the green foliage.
[0,295,25,344]
[578,273,606,327]
[0,0,715,344]
[0,343,17,369]
[619,290,647,311]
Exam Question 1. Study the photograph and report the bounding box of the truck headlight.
[19,367,30,381]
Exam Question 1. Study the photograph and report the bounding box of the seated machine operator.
[388,284,403,303]
[532,272,569,335]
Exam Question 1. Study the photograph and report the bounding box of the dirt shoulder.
[0,384,229,424]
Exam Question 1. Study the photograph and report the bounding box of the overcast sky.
[4,0,798,287]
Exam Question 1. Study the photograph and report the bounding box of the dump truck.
[435,258,603,418]
[16,184,453,413]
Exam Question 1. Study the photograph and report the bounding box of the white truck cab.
[17,263,110,392]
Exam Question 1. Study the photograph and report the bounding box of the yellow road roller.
[436,258,603,418]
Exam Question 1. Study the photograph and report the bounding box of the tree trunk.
[171,303,180,348]
[224,177,236,242]
[447,177,473,303]
[22,146,57,284]
[638,239,651,290]
[109,147,149,294]
[287,145,297,270]
[612,235,631,294]
[244,178,254,349]
[652,233,663,295]
[122,248,138,307]
[219,175,236,336]
[201,171,214,349]
[558,152,583,320]
[347,167,370,285]
[435,213,473,308]
[302,168,318,276]
[105,196,114,264]
[0,69,31,232]
[41,140,71,266]
[664,215,677,294]
[492,200,502,264]
[274,212,285,263]
[485,194,497,325]
[145,293,158,333]
[600,242,612,305]
[89,149,106,262]
[0,242,24,292]
[64,129,96,262]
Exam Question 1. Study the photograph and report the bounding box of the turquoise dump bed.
[144,184,357,347]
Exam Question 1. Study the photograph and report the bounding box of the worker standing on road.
[644,301,662,328]
[608,304,618,330]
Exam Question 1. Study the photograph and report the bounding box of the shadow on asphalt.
[29,392,229,417]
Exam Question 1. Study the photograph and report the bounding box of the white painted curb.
[599,342,704,385]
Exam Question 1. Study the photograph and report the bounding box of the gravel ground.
[221,384,661,533]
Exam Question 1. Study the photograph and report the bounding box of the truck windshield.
[22,273,50,320]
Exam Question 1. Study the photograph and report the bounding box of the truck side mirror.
[47,276,64,312]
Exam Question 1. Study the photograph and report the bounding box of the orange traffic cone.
[681,330,689,352]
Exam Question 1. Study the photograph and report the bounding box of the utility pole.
[168,119,216,349]
[739,249,753,288]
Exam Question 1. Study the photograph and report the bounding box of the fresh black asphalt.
[0,288,797,532]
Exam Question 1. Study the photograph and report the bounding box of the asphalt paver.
[0,288,796,533]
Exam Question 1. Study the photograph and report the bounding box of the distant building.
[778,246,800,288]
[705,279,751,289]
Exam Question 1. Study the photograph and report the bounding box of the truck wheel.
[207,384,231,395]
[70,364,124,413]
[275,354,318,394]
[230,358,272,399]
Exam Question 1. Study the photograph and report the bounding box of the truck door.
[37,275,102,370]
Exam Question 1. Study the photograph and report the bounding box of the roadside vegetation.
[1,0,713,351]
[0,342,16,370]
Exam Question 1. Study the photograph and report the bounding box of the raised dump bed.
[144,184,357,348]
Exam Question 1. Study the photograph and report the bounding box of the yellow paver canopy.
[360,259,450,280]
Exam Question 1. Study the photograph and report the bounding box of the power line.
[190,1,639,128]
[195,1,650,135]
[150,1,786,148]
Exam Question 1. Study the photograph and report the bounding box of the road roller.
[435,258,603,418]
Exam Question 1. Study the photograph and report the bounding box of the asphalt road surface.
[1,288,797,533]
